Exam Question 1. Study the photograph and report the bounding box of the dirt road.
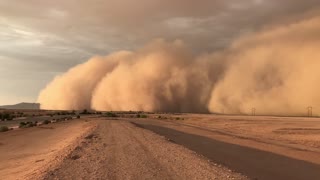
[45,120,246,180]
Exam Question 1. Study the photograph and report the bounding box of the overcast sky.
[0,0,319,105]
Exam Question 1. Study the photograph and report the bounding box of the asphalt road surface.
[129,119,320,180]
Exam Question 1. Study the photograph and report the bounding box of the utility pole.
[307,106,313,117]
[252,108,256,116]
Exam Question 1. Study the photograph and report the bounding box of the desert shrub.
[176,117,180,120]
[19,122,27,128]
[105,112,118,117]
[26,123,34,128]
[19,121,37,128]
[43,120,51,124]
[158,116,162,119]
[81,109,89,114]
[77,115,81,119]
[136,114,147,118]
[0,126,9,132]
[0,113,14,121]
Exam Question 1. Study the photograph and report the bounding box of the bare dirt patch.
[274,128,320,135]
[0,119,96,180]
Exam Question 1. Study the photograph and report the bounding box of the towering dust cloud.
[38,40,225,112]
[208,16,320,116]
[38,15,320,115]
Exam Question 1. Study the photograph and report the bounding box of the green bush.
[19,122,27,128]
[0,113,14,121]
[19,121,37,128]
[0,126,9,132]
[7,117,13,121]
[136,114,147,118]
[105,112,118,117]
[141,114,147,118]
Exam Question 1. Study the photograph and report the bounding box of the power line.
[252,108,256,116]
[307,106,313,117]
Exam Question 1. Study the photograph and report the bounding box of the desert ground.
[0,113,320,180]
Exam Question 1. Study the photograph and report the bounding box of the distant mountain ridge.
[0,102,40,110]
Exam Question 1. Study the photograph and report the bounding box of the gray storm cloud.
[38,15,320,115]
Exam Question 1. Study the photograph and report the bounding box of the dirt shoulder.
[0,119,97,180]
[45,120,247,180]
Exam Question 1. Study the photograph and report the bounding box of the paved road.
[130,120,320,180]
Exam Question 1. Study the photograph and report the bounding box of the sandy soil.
[179,114,320,150]
[0,119,96,180]
[45,120,246,180]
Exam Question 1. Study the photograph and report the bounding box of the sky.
[0,0,319,105]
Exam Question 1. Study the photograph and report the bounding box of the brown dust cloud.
[38,15,320,116]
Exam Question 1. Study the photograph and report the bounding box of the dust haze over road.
[38,14,320,116]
